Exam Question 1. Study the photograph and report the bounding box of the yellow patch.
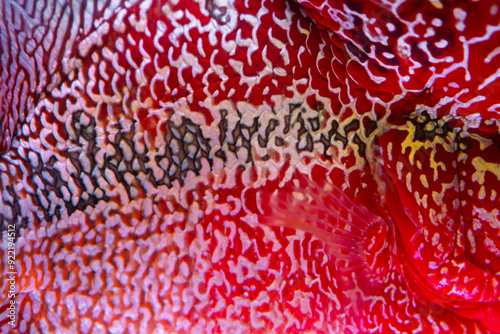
[471,157,500,185]
[429,0,443,9]
[400,123,449,182]
[420,174,429,189]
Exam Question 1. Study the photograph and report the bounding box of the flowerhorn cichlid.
[1,0,500,332]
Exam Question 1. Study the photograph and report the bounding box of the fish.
[0,0,499,333]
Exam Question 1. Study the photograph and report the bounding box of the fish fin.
[259,176,394,292]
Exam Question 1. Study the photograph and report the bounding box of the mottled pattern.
[0,0,499,333]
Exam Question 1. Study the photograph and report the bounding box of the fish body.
[0,0,499,333]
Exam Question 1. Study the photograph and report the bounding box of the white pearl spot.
[382,52,395,59]
[431,18,443,27]
[435,39,449,48]
[453,8,467,32]
[491,4,499,16]
[424,27,435,38]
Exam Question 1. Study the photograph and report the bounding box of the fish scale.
[1,0,500,333]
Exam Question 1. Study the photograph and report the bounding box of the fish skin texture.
[0,0,500,333]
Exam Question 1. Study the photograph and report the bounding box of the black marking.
[364,119,377,138]
[407,110,454,142]
[353,133,366,156]
[2,101,379,236]
[258,119,279,148]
